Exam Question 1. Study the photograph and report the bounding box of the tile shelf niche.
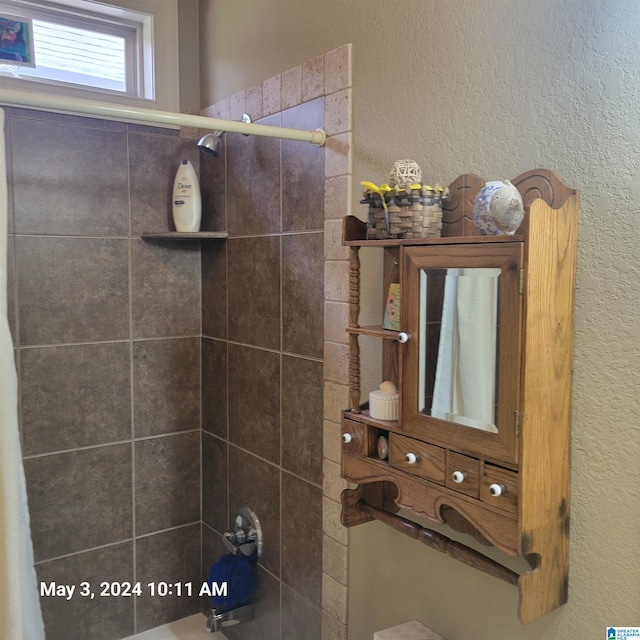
[141,231,228,240]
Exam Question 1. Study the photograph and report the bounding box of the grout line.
[223,116,228,238]
[278,174,284,640]
[223,441,323,491]
[33,521,202,566]
[133,521,202,540]
[199,336,323,363]
[278,384,284,640]
[125,128,139,633]
[224,229,323,240]
[224,178,231,530]
[22,429,202,460]
[18,335,201,350]
[133,429,202,442]
[281,580,324,615]
[34,539,135,566]
[13,233,131,240]
[23,439,133,460]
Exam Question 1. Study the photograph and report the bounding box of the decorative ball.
[472,180,525,235]
[389,160,422,188]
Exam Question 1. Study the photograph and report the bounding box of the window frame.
[0,0,179,112]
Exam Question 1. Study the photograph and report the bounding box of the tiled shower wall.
[200,45,352,640]
[3,43,352,640]
[4,107,204,639]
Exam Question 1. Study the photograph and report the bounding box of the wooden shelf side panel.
[517,193,578,623]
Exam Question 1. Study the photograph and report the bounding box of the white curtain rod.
[0,88,326,146]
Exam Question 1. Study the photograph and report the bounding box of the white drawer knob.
[342,433,353,444]
[397,332,410,343]
[451,471,465,483]
[405,452,419,464]
[489,483,506,497]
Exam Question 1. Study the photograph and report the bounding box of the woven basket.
[363,185,446,240]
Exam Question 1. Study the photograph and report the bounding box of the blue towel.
[208,552,257,612]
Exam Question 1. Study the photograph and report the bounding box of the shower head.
[197,114,253,158]
[197,131,223,158]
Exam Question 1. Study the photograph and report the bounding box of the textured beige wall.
[178,0,200,110]
[199,1,640,638]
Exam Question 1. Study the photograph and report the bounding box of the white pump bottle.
[172,159,202,232]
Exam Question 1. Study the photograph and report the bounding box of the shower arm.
[0,88,326,147]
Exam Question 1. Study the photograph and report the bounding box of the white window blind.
[33,20,126,84]
[26,19,129,92]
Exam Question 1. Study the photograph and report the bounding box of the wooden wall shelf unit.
[340,169,578,624]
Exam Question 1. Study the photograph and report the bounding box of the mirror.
[418,267,501,433]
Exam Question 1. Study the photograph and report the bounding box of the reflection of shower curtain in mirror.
[0,109,46,639]
[431,269,459,419]
[432,268,498,432]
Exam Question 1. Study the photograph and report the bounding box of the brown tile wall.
[200,93,326,637]
[4,107,203,639]
[200,44,352,640]
[3,43,352,640]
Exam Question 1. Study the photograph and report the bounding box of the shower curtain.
[0,108,46,639]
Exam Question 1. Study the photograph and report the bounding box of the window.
[0,0,179,111]
[27,18,130,93]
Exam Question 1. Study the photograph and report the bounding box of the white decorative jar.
[369,381,399,421]
[472,179,524,235]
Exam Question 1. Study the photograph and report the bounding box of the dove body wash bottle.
[172,159,202,232]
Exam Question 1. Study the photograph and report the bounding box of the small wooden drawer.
[341,419,368,456]
[445,452,481,499]
[389,434,445,484]
[481,464,519,514]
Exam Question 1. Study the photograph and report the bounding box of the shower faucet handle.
[222,507,263,558]
[223,526,255,553]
